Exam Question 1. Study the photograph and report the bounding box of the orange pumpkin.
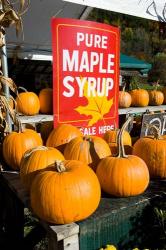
[16,88,40,115]
[20,146,64,190]
[133,125,166,178]
[39,88,53,114]
[103,129,132,155]
[30,160,101,224]
[148,90,164,106]
[96,117,149,197]
[118,90,132,108]
[2,125,43,170]
[46,123,82,152]
[130,89,149,107]
[64,135,111,171]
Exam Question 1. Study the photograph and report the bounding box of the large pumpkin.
[30,160,101,224]
[2,126,43,170]
[20,146,64,190]
[39,88,53,114]
[118,90,131,108]
[133,125,166,178]
[130,89,149,107]
[103,128,132,155]
[46,123,82,152]
[148,90,164,106]
[96,117,149,197]
[64,135,111,171]
[16,88,40,115]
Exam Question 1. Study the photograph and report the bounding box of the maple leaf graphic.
[75,79,113,126]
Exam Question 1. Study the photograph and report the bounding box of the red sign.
[51,18,120,136]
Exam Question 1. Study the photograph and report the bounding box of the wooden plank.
[6,106,166,128]
[47,232,79,250]
[63,234,79,250]
[119,105,166,115]
[19,114,53,124]
[41,222,79,241]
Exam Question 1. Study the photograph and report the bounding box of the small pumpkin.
[39,88,53,114]
[46,123,82,152]
[133,124,166,178]
[2,121,43,170]
[30,160,101,224]
[129,89,149,107]
[16,87,40,115]
[20,146,64,190]
[148,90,164,106]
[96,117,149,197]
[64,135,111,171]
[118,85,131,108]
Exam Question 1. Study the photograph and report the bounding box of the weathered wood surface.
[19,114,53,124]
[119,105,166,115]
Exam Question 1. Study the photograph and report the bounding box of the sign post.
[141,112,166,137]
[51,18,120,136]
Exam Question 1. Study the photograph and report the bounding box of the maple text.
[62,32,115,98]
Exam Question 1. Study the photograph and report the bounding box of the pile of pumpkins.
[2,117,166,225]
[12,85,166,115]
[119,86,166,108]
[15,87,53,115]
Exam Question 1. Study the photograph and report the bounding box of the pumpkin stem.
[144,123,161,139]
[154,80,160,91]
[23,146,48,159]
[18,86,28,93]
[117,116,133,158]
[55,160,66,173]
[122,82,126,92]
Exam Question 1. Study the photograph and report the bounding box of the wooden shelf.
[119,105,166,115]
[17,105,166,124]
[19,114,53,124]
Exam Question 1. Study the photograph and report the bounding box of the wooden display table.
[0,170,165,250]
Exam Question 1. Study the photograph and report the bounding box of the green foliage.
[129,75,142,90]
[148,53,166,85]
[88,9,165,62]
[88,9,166,85]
